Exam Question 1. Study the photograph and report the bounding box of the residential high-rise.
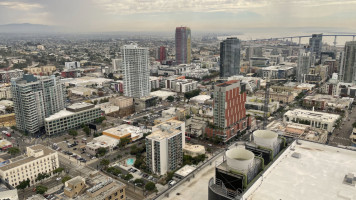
[220,37,241,78]
[297,51,313,82]
[206,80,248,143]
[122,44,150,98]
[340,41,356,83]
[175,27,191,64]
[156,46,167,63]
[146,119,185,175]
[309,34,323,59]
[11,74,66,135]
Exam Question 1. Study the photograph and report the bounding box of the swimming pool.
[126,158,135,166]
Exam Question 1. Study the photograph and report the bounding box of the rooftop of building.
[284,109,340,122]
[262,65,294,70]
[66,176,85,187]
[0,144,55,171]
[183,143,205,153]
[148,119,184,140]
[216,80,239,87]
[174,165,196,178]
[243,140,356,200]
[45,103,98,121]
[77,177,125,200]
[103,124,141,137]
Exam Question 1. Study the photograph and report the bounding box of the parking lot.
[53,135,96,164]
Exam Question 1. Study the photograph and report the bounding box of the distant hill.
[0,23,55,33]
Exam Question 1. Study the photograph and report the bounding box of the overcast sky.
[0,0,355,33]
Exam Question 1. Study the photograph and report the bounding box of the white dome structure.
[226,148,254,172]
[253,130,278,149]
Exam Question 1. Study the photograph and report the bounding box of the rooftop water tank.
[253,130,278,149]
[226,147,254,172]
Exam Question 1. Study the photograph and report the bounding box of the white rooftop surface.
[244,140,356,200]
[150,90,177,98]
[190,95,211,103]
[174,165,196,177]
[158,154,224,200]
[284,109,340,123]
[45,109,73,121]
[262,65,293,70]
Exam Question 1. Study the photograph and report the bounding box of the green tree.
[167,96,174,102]
[107,167,121,176]
[62,176,72,184]
[145,182,156,191]
[118,137,130,148]
[108,73,114,79]
[83,126,90,136]
[36,185,48,194]
[123,173,134,181]
[53,167,64,174]
[16,179,30,191]
[7,147,20,156]
[100,159,110,169]
[68,129,78,138]
[97,147,107,157]
[35,173,50,182]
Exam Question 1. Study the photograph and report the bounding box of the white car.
[56,177,62,181]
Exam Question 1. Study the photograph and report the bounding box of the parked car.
[56,177,62,181]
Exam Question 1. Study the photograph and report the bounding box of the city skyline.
[0,0,355,33]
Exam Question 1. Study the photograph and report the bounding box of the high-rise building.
[156,46,167,63]
[297,51,313,82]
[146,119,185,175]
[11,74,66,135]
[175,27,191,64]
[340,41,356,83]
[309,34,323,59]
[122,44,150,98]
[220,37,241,78]
[206,80,248,143]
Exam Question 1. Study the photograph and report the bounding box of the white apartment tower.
[146,120,185,175]
[11,74,66,135]
[122,44,150,98]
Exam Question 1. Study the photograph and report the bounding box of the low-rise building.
[0,87,12,99]
[150,90,177,100]
[245,97,280,117]
[68,87,97,97]
[109,96,133,109]
[44,102,102,135]
[146,119,185,175]
[64,176,86,198]
[85,135,120,155]
[261,65,294,80]
[0,139,12,151]
[0,69,23,83]
[0,188,18,200]
[303,94,353,110]
[183,144,205,157]
[283,109,340,132]
[255,90,294,104]
[165,77,198,93]
[0,113,16,127]
[77,178,126,200]
[24,66,56,76]
[0,144,59,187]
[134,96,158,111]
[103,124,143,141]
